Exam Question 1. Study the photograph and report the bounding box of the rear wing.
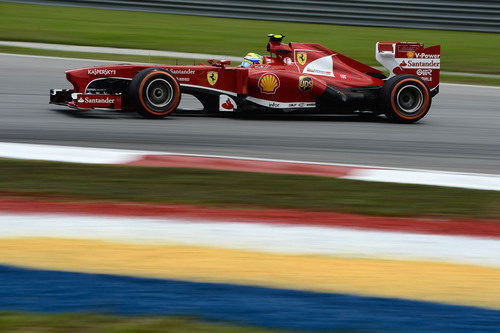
[376,42,440,92]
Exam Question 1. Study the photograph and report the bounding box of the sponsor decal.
[177,77,190,82]
[258,73,280,94]
[221,99,234,110]
[207,71,218,86]
[284,57,292,65]
[219,95,237,112]
[416,69,433,76]
[407,51,415,58]
[78,96,115,104]
[246,96,316,109]
[298,76,313,92]
[292,102,315,108]
[399,59,440,69]
[303,56,335,77]
[87,69,116,75]
[297,52,307,65]
[397,43,421,52]
[254,64,271,69]
[340,74,347,79]
[414,53,440,59]
[170,69,196,75]
[306,68,333,76]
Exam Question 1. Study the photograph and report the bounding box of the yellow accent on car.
[259,74,279,93]
[297,52,307,65]
[207,71,218,86]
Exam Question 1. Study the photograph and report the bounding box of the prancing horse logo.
[297,52,307,65]
[207,71,218,86]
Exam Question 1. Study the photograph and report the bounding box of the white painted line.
[0,52,134,64]
[1,213,499,267]
[0,142,140,164]
[0,41,242,62]
[1,141,499,191]
[438,82,500,90]
[344,169,500,191]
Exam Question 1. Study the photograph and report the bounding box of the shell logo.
[407,51,415,58]
[258,73,280,94]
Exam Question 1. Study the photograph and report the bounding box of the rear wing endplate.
[376,42,440,91]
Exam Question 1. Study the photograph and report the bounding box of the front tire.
[379,74,431,123]
[128,68,181,119]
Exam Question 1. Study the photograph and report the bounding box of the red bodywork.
[51,37,440,114]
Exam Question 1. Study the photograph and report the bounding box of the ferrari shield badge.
[207,71,218,86]
[297,52,307,65]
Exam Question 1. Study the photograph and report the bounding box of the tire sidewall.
[380,74,431,123]
[129,68,181,118]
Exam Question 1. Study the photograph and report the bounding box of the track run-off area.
[1,53,500,174]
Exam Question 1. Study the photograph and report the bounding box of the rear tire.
[128,68,181,119]
[379,74,431,123]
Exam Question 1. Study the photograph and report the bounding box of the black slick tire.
[379,74,431,123]
[128,68,181,119]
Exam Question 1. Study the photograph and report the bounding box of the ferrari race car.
[50,34,440,123]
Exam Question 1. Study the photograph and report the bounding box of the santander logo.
[221,98,234,110]
[218,94,237,112]
[78,97,115,104]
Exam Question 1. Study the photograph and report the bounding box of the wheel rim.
[396,85,424,115]
[145,78,173,108]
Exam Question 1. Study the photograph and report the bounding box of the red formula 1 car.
[50,34,440,123]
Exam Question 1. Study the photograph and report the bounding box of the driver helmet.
[241,53,263,68]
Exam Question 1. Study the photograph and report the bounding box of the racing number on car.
[207,71,218,86]
[297,52,307,65]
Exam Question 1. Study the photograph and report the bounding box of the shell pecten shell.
[258,74,280,94]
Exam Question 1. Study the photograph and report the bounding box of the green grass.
[440,74,500,86]
[0,312,303,333]
[1,159,499,219]
[1,2,499,74]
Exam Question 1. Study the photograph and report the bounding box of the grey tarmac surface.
[1,53,499,174]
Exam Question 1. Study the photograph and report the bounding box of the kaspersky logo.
[87,69,116,75]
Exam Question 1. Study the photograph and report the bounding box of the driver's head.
[241,53,263,68]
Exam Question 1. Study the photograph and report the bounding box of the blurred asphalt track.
[1,53,499,174]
